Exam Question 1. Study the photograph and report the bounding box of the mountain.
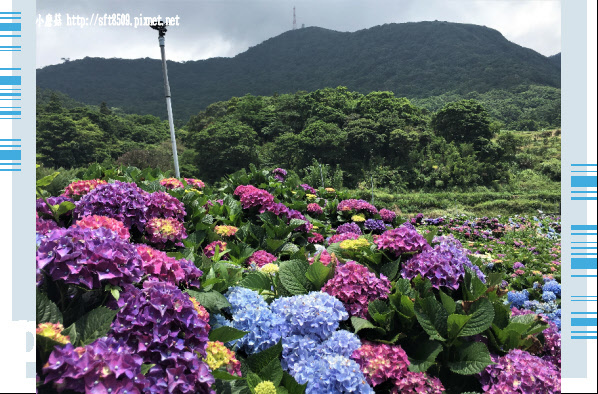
[549,53,561,69]
[36,21,561,123]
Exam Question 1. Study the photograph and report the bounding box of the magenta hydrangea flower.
[272,168,288,182]
[308,250,334,266]
[184,178,205,189]
[204,241,228,259]
[337,199,378,215]
[36,196,74,219]
[336,222,362,235]
[308,232,325,244]
[36,226,144,290]
[42,336,148,393]
[328,232,361,245]
[322,261,391,318]
[36,214,59,236]
[513,262,525,270]
[379,209,396,223]
[351,341,410,386]
[307,203,324,215]
[266,202,290,217]
[401,237,485,290]
[160,177,185,189]
[247,250,277,268]
[374,226,429,257]
[478,349,560,394]
[542,322,561,369]
[137,245,202,288]
[75,215,130,240]
[391,372,445,394]
[287,209,313,232]
[145,217,188,248]
[74,181,150,232]
[62,179,107,197]
[110,282,214,393]
[300,184,317,194]
[234,185,275,212]
[146,191,186,222]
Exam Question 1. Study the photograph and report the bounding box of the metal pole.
[158,35,180,178]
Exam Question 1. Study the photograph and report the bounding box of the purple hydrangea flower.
[36,226,144,290]
[136,245,202,288]
[374,226,429,257]
[300,184,317,194]
[272,168,288,182]
[146,191,186,222]
[36,196,74,219]
[337,199,378,215]
[336,222,362,235]
[379,209,396,223]
[74,181,150,232]
[363,219,387,234]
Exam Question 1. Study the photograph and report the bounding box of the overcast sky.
[36,0,561,68]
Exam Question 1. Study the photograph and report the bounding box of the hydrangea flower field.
[35,164,561,394]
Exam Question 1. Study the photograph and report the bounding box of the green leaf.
[257,357,283,386]
[305,259,332,290]
[36,334,65,354]
[281,372,307,394]
[394,278,416,298]
[439,290,456,315]
[350,316,386,335]
[36,172,60,188]
[245,373,263,390]
[186,289,231,312]
[140,364,155,375]
[55,201,76,216]
[213,379,250,394]
[209,326,249,343]
[486,272,504,288]
[380,259,400,281]
[278,260,311,295]
[213,370,245,381]
[414,297,448,341]
[74,306,118,346]
[368,299,392,326]
[36,289,63,325]
[462,267,487,301]
[424,227,438,245]
[239,272,272,292]
[459,298,495,337]
[62,324,77,345]
[246,342,283,384]
[105,284,121,301]
[447,342,494,375]
[447,314,472,340]
[407,340,443,372]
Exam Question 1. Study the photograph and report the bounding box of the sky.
[35,0,561,68]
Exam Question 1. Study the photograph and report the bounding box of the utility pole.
[150,21,180,178]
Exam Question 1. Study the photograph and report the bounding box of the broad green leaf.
[281,372,307,394]
[209,327,249,343]
[55,201,76,216]
[239,272,272,292]
[447,314,472,340]
[350,316,386,335]
[212,370,245,381]
[186,289,231,312]
[245,373,263,390]
[463,268,487,301]
[305,259,332,290]
[424,227,438,245]
[278,260,311,295]
[394,278,416,298]
[36,289,63,325]
[486,272,504,288]
[257,357,283,386]
[380,259,400,281]
[439,290,456,315]
[36,172,60,188]
[447,342,494,375]
[414,297,448,341]
[407,340,443,372]
[246,342,283,383]
[459,298,495,337]
[140,364,155,375]
[36,334,65,354]
[74,306,118,346]
[368,299,392,326]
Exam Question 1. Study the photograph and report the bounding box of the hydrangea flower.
[339,238,371,251]
[478,349,561,393]
[62,179,107,197]
[337,199,378,215]
[272,168,288,182]
[189,297,211,324]
[351,341,410,387]
[75,215,130,240]
[214,225,238,237]
[204,341,241,377]
[247,250,277,268]
[287,209,313,232]
[74,181,150,232]
[542,280,561,298]
[374,226,429,257]
[507,290,530,309]
[42,336,148,393]
[513,262,525,270]
[401,238,485,290]
[255,381,277,394]
[391,372,445,394]
[300,184,317,194]
[266,202,290,217]
[184,178,205,189]
[296,354,374,394]
[336,222,362,235]
[542,322,561,369]
[160,177,185,189]
[234,185,275,212]
[36,226,144,289]
[271,292,348,340]
[136,245,202,287]
[308,249,335,266]
[542,291,557,302]
[307,203,324,215]
[36,215,59,236]
[223,287,287,354]
[329,232,361,245]
[363,219,387,233]
[110,282,214,393]
[379,209,396,223]
[203,241,228,260]
[145,217,188,247]
[259,263,279,275]
[36,322,70,345]
[308,232,325,244]
[323,261,391,318]
[146,191,186,222]
[352,214,366,222]
[36,196,74,219]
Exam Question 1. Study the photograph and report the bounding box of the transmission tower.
[293,6,297,30]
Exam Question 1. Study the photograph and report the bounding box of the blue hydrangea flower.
[542,280,561,298]
[300,355,374,394]
[507,289,529,308]
[542,291,557,302]
[319,330,361,358]
[281,335,321,371]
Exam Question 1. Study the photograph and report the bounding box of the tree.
[431,99,493,149]
[99,101,112,115]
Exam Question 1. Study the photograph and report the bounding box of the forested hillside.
[36,21,560,123]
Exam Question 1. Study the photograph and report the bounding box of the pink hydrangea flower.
[144,217,187,247]
[391,372,445,394]
[322,260,391,318]
[374,226,429,257]
[136,244,202,287]
[247,250,277,268]
[308,250,334,266]
[351,341,410,386]
[234,185,275,212]
[328,232,360,244]
[76,215,130,240]
[308,232,325,244]
[184,178,205,189]
[160,178,184,189]
[379,208,396,223]
[63,179,107,197]
[307,203,324,215]
[337,199,378,215]
[204,241,228,259]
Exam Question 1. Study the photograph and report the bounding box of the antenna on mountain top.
[150,20,180,178]
[293,6,297,30]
